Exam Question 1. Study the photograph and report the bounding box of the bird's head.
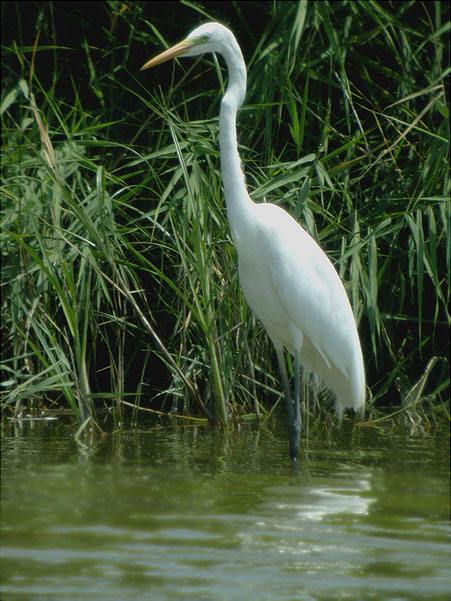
[141,22,233,70]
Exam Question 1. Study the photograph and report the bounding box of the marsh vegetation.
[1,1,449,426]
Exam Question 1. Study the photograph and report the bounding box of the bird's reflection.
[263,469,374,524]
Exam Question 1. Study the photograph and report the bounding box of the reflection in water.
[270,472,374,521]
[0,420,450,601]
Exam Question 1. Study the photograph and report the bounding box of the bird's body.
[236,201,365,410]
[142,22,365,461]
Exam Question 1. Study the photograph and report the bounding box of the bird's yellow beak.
[140,38,195,70]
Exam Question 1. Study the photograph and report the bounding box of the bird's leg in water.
[276,347,300,461]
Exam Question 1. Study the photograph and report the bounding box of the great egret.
[142,22,365,461]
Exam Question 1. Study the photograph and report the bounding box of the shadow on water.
[1,418,450,600]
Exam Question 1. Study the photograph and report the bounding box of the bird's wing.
[256,203,358,380]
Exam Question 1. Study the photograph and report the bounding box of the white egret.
[142,22,365,461]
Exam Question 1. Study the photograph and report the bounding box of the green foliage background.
[1,1,449,424]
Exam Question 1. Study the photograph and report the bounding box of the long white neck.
[218,36,253,244]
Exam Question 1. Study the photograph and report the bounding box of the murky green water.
[1,418,449,600]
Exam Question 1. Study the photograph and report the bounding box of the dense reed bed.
[1,1,449,426]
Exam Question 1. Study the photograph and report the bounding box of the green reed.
[1,1,449,425]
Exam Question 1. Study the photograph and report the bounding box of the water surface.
[1,419,450,600]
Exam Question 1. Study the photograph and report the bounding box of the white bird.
[142,22,365,462]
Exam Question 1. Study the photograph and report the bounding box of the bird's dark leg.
[275,347,299,462]
[293,352,301,456]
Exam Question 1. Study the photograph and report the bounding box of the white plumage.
[142,22,365,461]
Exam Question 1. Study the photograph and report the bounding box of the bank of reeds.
[1,1,449,426]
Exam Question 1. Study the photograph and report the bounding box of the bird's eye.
[201,34,209,43]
